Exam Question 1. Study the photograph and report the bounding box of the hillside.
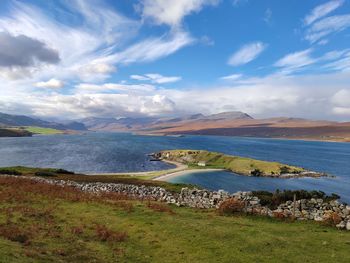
[0,175,349,262]
[80,111,253,131]
[144,116,350,142]
[0,128,32,137]
[78,111,350,142]
[0,112,87,131]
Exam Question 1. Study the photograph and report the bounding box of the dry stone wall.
[2,175,349,230]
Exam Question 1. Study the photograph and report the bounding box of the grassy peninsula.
[156,150,325,178]
[22,126,64,135]
[0,126,64,137]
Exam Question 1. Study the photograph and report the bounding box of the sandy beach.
[87,159,224,181]
[153,168,225,181]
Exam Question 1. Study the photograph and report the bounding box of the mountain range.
[1,111,349,142]
[0,112,87,131]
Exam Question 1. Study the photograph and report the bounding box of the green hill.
[0,175,349,262]
[0,128,32,137]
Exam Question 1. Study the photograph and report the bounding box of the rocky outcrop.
[1,174,348,230]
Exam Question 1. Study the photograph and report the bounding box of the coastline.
[137,131,350,143]
[87,159,224,181]
[153,168,225,181]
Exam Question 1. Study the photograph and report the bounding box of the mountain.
[0,112,87,131]
[204,111,253,120]
[144,115,350,142]
[80,111,252,131]
[0,128,32,137]
[80,116,159,131]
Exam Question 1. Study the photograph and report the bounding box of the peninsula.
[152,150,327,179]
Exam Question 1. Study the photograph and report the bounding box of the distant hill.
[80,111,253,131]
[204,111,253,120]
[2,110,349,142]
[0,128,32,137]
[0,112,87,131]
[143,115,350,142]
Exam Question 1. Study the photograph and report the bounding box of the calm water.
[0,132,349,202]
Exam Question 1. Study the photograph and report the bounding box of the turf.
[22,126,63,135]
[162,149,305,176]
[0,176,349,263]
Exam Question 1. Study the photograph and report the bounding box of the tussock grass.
[0,176,350,262]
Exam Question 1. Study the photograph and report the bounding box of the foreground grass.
[0,166,190,193]
[0,176,349,262]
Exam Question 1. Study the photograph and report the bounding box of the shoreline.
[153,168,225,181]
[137,132,350,143]
[87,159,225,181]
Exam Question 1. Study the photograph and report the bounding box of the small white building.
[198,161,206,167]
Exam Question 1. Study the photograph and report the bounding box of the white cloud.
[131,73,182,84]
[103,30,194,65]
[0,0,138,85]
[321,49,349,61]
[220,74,242,81]
[304,0,344,25]
[80,63,116,74]
[274,49,315,72]
[331,89,350,115]
[77,63,117,82]
[162,71,350,120]
[0,92,176,119]
[2,71,350,120]
[140,94,175,115]
[305,14,350,43]
[130,75,150,81]
[35,78,64,89]
[264,8,272,24]
[228,42,267,66]
[140,0,218,27]
[75,83,155,94]
[324,53,350,71]
[0,1,193,87]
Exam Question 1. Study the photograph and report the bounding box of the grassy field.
[0,176,349,263]
[22,126,64,135]
[161,150,305,176]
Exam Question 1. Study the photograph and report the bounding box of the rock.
[336,221,346,229]
[346,221,350,231]
[314,215,324,222]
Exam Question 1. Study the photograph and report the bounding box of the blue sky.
[0,0,350,120]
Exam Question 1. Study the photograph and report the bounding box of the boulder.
[336,221,346,229]
[346,221,350,231]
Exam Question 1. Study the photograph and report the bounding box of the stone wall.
[2,175,349,230]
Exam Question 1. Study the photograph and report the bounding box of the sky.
[0,0,350,121]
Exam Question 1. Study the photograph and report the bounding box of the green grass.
[162,150,305,176]
[0,176,349,263]
[22,126,63,135]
